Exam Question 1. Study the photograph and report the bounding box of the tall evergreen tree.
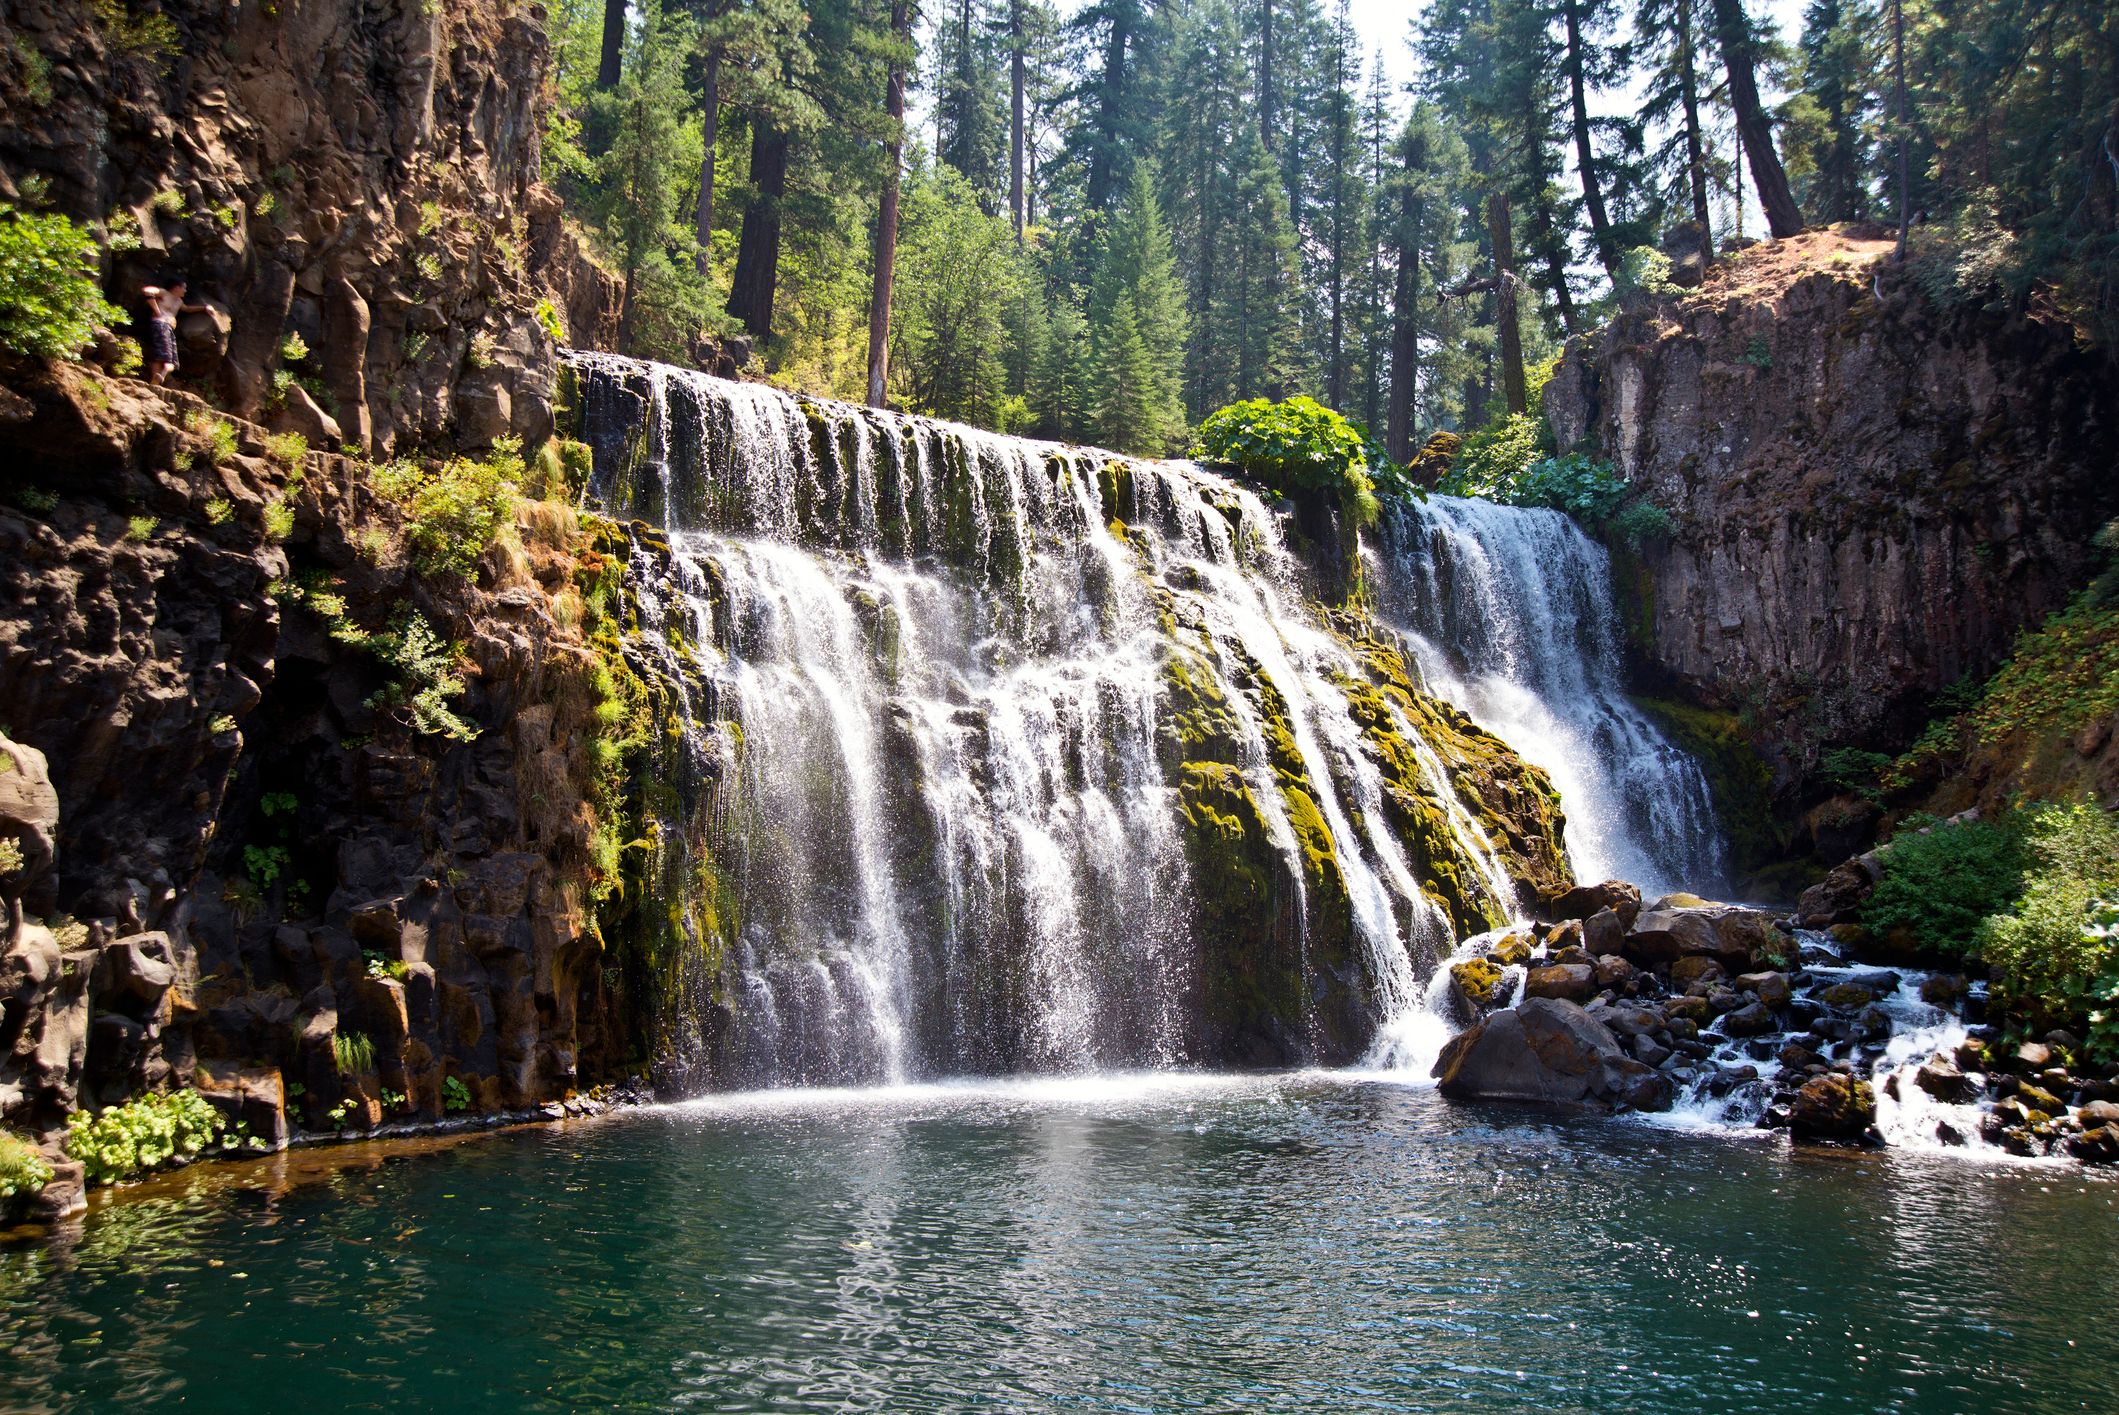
[1708,0,1806,237]
[1783,0,1878,223]
[1087,163,1189,450]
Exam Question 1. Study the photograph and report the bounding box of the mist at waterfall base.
[3,1078,2113,1413]
[571,355,1720,1088]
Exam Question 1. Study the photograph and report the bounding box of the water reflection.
[2,1075,2112,1413]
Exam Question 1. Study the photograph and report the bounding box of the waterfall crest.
[565,354,1650,1089]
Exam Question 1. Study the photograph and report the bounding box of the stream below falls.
[3,1073,2114,1413]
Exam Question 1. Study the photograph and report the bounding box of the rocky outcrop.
[0,358,635,1137]
[0,0,619,454]
[1434,997,1673,1111]
[1546,230,2119,862]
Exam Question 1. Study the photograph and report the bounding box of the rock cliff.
[1546,230,2119,869]
[0,0,618,454]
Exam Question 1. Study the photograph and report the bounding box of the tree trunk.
[597,0,626,90]
[1708,0,1804,238]
[728,125,790,342]
[1892,0,1909,260]
[1487,191,1527,417]
[868,0,912,406]
[1563,0,1620,276]
[1011,0,1026,241]
[694,50,721,276]
[1386,200,1419,464]
[1678,0,1712,250]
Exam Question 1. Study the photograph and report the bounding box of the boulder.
[1523,962,1597,1003]
[1795,856,1881,929]
[269,382,342,449]
[1450,958,1513,1014]
[194,1062,289,1150]
[1736,971,1793,1008]
[2068,1126,2119,1164]
[1625,906,1779,970]
[1670,955,1725,989]
[1548,880,1642,929]
[1488,932,1533,967]
[1722,1001,1776,1037]
[1788,1073,1877,1143]
[2077,1100,2119,1128]
[1593,954,1637,990]
[94,932,177,1017]
[0,735,61,912]
[1581,908,1627,957]
[1816,981,1877,1009]
[1433,997,1674,1112]
[2013,1041,2054,1072]
[1916,1059,1979,1103]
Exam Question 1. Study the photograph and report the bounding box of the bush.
[1615,245,1680,298]
[1439,413,1544,499]
[65,1090,226,1186]
[442,1075,473,1113]
[1860,813,2029,955]
[263,431,308,469]
[1195,396,1380,523]
[372,442,520,579]
[1441,439,1676,547]
[0,204,127,359]
[1975,804,2119,1060]
[0,1130,52,1201]
[367,609,479,741]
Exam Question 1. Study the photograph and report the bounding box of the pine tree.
[1636,0,1721,249]
[1087,163,1189,450]
[1782,0,1878,224]
[1707,0,1805,237]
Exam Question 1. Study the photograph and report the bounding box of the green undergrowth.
[65,1090,226,1186]
[1863,803,2119,1060]
[0,1130,52,1201]
[1194,396,1395,524]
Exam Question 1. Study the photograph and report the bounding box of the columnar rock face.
[1545,232,2119,788]
[0,0,619,454]
[0,361,628,1133]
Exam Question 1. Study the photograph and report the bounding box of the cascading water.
[566,353,1678,1091]
[1371,496,1727,898]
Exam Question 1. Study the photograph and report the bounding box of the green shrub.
[0,1130,52,1200]
[371,443,520,579]
[0,204,127,359]
[204,497,233,525]
[1442,438,1676,548]
[89,0,180,65]
[185,411,239,468]
[1860,812,2029,954]
[125,514,157,541]
[442,1075,473,1113]
[261,497,294,540]
[0,836,24,878]
[1821,746,1894,798]
[65,1090,226,1186]
[1615,245,1680,298]
[263,430,308,469]
[333,1031,377,1076]
[535,298,567,344]
[1195,396,1381,524]
[367,609,479,741]
[1439,413,1544,499]
[1974,803,2119,1060]
[363,951,410,981]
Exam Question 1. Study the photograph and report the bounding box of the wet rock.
[1450,958,1513,1014]
[1788,1073,1877,1144]
[1916,1059,1980,1103]
[2077,1100,2119,1128]
[1632,1036,1673,1068]
[1778,1041,1823,1070]
[1582,908,1628,957]
[2044,1029,2083,1054]
[1919,974,1969,1008]
[1853,1006,1894,1044]
[1524,963,1597,1003]
[1670,956,1726,989]
[2013,1041,2054,1072]
[1953,1038,1989,1071]
[1735,971,1792,1008]
[1723,1001,1776,1037]
[1816,981,1876,1009]
[1593,954,1637,990]
[1488,932,1534,968]
[2000,1127,2045,1158]
[1542,920,1585,954]
[1935,1120,1967,1147]
[1433,998,1674,1112]
[1547,880,1642,929]
[1625,906,1779,971]
[1795,857,1880,929]
[2016,1082,2065,1115]
[2068,1126,2119,1164]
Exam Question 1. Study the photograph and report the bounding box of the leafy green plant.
[332,1031,377,1077]
[326,1100,355,1128]
[0,837,24,879]
[89,0,180,65]
[381,1089,408,1113]
[0,204,128,358]
[65,1090,226,1186]
[370,441,520,579]
[1742,333,1773,370]
[535,298,567,344]
[364,951,410,981]
[261,498,295,540]
[204,497,234,525]
[185,411,240,468]
[1861,812,2029,954]
[208,713,238,735]
[1438,413,1544,499]
[1195,396,1381,525]
[442,1076,472,1113]
[367,610,479,741]
[243,843,289,887]
[1615,245,1680,298]
[8,484,59,514]
[125,514,157,541]
[1974,804,2119,1061]
[1820,746,1894,798]
[264,431,308,470]
[279,330,309,363]
[0,1130,53,1201]
[109,335,142,377]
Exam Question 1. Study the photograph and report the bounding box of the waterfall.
[565,353,1675,1089]
[1370,496,1727,898]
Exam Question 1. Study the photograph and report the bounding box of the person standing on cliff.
[140,275,208,385]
